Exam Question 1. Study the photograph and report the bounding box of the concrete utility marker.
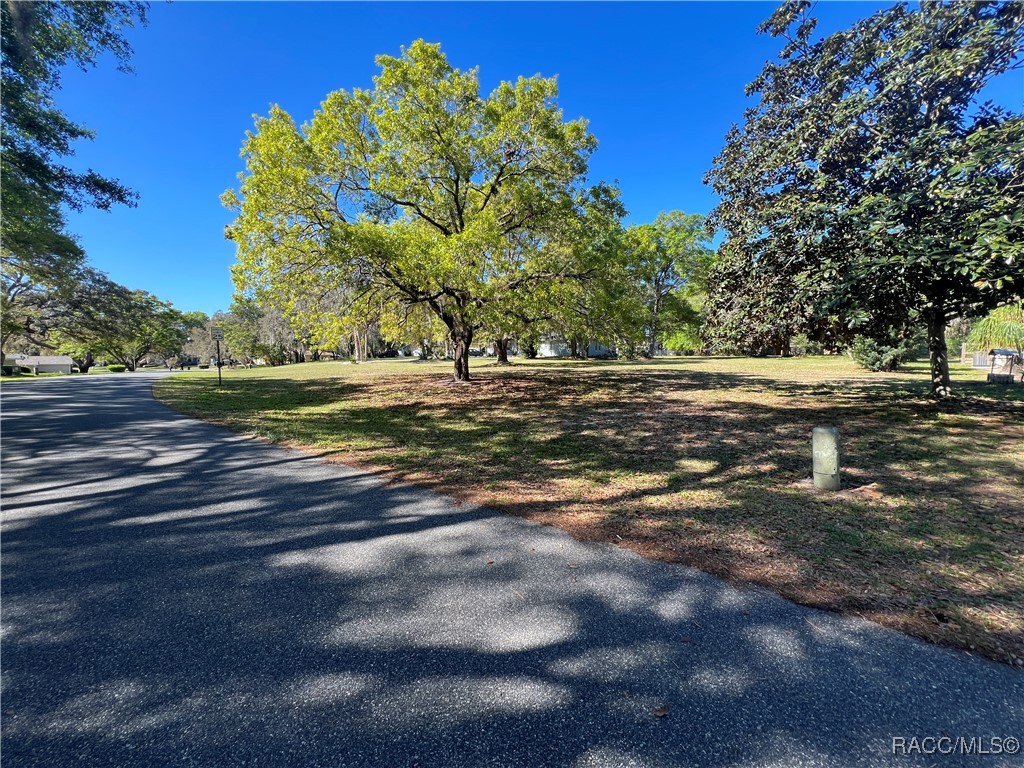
[1,373,1021,767]
[812,425,841,491]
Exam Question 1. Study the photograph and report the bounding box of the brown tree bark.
[494,337,510,364]
[353,328,368,363]
[451,326,473,382]
[647,313,659,358]
[777,334,792,357]
[73,350,94,374]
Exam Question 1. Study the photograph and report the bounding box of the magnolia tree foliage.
[705,0,1024,396]
[224,40,623,381]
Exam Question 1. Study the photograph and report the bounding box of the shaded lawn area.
[154,356,1024,664]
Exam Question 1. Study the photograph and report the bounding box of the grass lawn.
[0,371,76,382]
[0,367,118,382]
[154,355,1023,664]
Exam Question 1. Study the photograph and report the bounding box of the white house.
[7,355,75,374]
[538,339,615,358]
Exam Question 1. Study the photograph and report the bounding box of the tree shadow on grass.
[153,364,1024,663]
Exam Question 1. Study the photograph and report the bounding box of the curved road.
[1,373,1020,767]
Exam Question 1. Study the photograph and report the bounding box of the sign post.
[211,326,225,387]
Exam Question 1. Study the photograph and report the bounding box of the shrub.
[847,335,916,372]
[108,364,127,373]
[791,333,824,356]
[198,364,209,369]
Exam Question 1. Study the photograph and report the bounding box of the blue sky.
[60,1,1023,316]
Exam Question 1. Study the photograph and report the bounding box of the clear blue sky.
[59,1,1023,316]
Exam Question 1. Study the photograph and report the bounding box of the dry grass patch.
[155,356,1023,664]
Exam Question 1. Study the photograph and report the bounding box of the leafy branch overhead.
[1,1,148,359]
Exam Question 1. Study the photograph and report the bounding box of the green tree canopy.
[705,0,1024,396]
[624,211,712,356]
[1,0,147,357]
[50,271,187,370]
[225,40,623,381]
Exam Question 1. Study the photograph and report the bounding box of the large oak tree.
[225,40,621,382]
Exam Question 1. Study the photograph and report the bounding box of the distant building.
[538,339,615,358]
[970,348,1019,369]
[7,355,75,374]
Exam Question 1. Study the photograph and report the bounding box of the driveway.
[1,373,1020,767]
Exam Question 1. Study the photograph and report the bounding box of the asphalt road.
[1,373,1020,768]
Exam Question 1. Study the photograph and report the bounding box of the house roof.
[10,355,75,366]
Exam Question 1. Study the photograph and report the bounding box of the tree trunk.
[77,350,94,374]
[451,327,473,382]
[495,337,510,364]
[777,334,792,357]
[569,337,579,359]
[926,307,952,398]
[353,329,364,363]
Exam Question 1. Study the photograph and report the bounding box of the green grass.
[0,367,118,382]
[1,371,73,382]
[154,355,1024,663]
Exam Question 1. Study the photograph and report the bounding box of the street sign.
[211,327,224,387]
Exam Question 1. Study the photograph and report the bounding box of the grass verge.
[154,356,1024,664]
